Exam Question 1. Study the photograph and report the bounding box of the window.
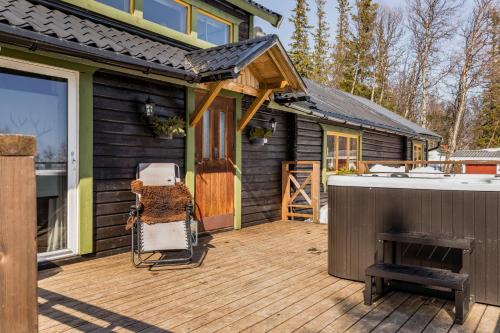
[197,11,231,45]
[413,142,424,161]
[95,0,132,13]
[143,0,190,33]
[326,132,360,173]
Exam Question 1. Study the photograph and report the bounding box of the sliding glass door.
[0,57,78,260]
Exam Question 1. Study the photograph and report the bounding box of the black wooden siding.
[93,71,185,256]
[241,99,294,227]
[362,131,406,161]
[294,115,407,207]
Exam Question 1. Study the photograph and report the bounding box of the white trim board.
[0,56,80,261]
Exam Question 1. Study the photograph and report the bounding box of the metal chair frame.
[131,164,197,267]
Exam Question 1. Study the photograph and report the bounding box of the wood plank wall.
[363,131,406,161]
[241,98,294,227]
[93,71,186,256]
[294,115,406,207]
[329,185,500,306]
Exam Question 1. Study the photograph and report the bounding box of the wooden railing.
[358,160,500,174]
[282,161,320,223]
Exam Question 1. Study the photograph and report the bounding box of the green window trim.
[60,0,242,48]
[320,124,363,191]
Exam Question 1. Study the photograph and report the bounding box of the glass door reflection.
[0,68,69,254]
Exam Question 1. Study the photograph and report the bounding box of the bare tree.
[447,0,495,158]
[407,0,461,128]
[370,6,403,104]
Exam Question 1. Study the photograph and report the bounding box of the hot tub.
[327,174,500,306]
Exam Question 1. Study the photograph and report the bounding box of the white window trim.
[0,56,80,261]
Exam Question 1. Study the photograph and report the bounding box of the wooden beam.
[189,81,225,127]
[237,88,273,131]
[259,81,288,90]
[267,47,295,86]
[197,81,259,97]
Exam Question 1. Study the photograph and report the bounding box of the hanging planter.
[141,97,186,139]
[249,127,273,145]
[146,115,186,139]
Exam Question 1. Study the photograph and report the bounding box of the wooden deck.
[38,221,500,333]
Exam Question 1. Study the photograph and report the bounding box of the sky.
[254,0,475,51]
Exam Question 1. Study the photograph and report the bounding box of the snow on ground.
[409,166,443,174]
[369,164,405,173]
[319,205,328,224]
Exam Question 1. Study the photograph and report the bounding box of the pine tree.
[311,0,331,84]
[475,8,500,148]
[289,0,313,78]
[346,0,378,97]
[331,0,351,87]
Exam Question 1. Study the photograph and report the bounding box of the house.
[0,0,439,261]
[451,149,500,174]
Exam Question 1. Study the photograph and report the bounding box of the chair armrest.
[186,202,194,216]
[129,204,142,216]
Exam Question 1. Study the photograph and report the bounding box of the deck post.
[281,162,290,220]
[0,134,38,333]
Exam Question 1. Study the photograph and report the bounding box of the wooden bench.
[364,232,474,324]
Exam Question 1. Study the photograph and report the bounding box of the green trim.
[267,100,313,117]
[0,44,195,88]
[248,15,254,38]
[223,0,281,27]
[185,87,196,195]
[184,0,243,26]
[60,0,241,48]
[320,123,362,136]
[79,71,95,255]
[233,95,243,230]
[319,124,363,191]
[0,47,96,254]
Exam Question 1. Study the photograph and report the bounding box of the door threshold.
[37,249,76,263]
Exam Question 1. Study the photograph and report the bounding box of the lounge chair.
[130,163,197,266]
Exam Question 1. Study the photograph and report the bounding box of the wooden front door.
[195,95,235,231]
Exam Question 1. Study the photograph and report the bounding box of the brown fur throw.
[126,180,192,230]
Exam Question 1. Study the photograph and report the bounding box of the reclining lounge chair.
[130,163,197,267]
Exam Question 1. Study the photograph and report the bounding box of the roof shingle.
[0,0,289,83]
[277,78,441,139]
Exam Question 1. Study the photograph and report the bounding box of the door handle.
[213,147,218,159]
[70,151,77,165]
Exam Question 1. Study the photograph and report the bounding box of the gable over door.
[195,94,235,231]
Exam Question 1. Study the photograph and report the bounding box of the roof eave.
[222,0,282,27]
[0,25,196,81]
[274,101,439,139]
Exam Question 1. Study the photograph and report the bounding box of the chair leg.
[364,275,373,305]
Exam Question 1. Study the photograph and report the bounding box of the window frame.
[196,8,233,44]
[95,0,134,14]
[325,130,361,174]
[142,0,192,34]
[412,141,425,161]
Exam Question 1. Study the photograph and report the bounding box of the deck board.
[38,221,500,332]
